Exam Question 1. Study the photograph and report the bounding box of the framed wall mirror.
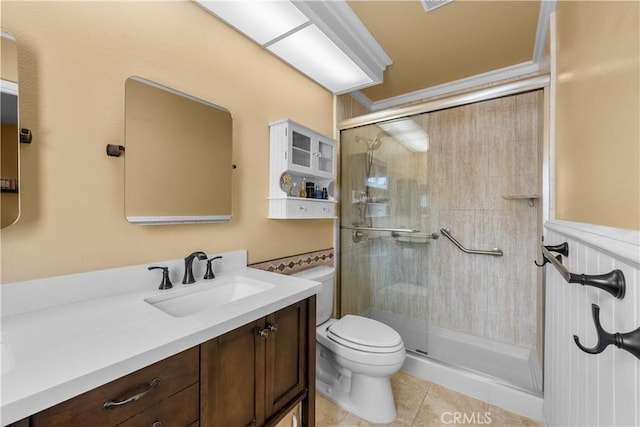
[124,77,233,225]
[1,32,20,228]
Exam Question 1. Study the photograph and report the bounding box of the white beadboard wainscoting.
[543,220,640,426]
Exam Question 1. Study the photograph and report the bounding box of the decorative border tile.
[250,248,334,275]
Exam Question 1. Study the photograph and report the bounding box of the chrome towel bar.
[439,228,503,256]
[342,226,421,233]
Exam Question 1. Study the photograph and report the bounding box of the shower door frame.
[335,73,551,364]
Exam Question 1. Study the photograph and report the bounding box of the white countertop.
[0,250,321,425]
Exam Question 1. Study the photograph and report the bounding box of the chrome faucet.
[182,251,207,284]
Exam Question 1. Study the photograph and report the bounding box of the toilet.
[292,266,406,424]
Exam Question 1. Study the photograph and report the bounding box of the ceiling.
[346,0,543,104]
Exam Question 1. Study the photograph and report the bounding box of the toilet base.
[316,349,398,424]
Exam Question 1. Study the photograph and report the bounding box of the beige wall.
[0,1,334,283]
[1,34,18,83]
[554,1,640,231]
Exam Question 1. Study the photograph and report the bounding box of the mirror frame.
[1,32,21,229]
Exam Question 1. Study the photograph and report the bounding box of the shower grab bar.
[342,226,421,233]
[536,243,626,299]
[440,228,503,256]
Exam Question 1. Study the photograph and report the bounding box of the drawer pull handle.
[103,377,161,410]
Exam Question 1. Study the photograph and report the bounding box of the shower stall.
[338,81,546,406]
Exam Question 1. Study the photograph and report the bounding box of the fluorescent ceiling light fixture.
[193,0,391,94]
[194,1,308,45]
[378,118,429,153]
[268,24,373,94]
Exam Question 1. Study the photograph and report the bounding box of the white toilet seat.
[327,315,404,354]
[317,318,406,367]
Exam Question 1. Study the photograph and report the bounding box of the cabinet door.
[313,138,335,178]
[201,320,266,427]
[264,301,308,419]
[288,127,313,175]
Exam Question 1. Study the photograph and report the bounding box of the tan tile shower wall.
[426,91,541,348]
[249,248,334,275]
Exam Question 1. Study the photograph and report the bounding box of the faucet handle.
[204,256,223,280]
[148,266,173,290]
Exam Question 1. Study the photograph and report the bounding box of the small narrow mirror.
[124,77,233,225]
[1,32,20,228]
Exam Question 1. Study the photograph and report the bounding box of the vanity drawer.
[118,383,199,427]
[285,199,334,218]
[32,346,199,427]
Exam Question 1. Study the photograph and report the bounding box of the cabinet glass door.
[291,131,311,169]
[317,140,334,175]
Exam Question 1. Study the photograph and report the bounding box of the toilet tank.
[292,266,335,325]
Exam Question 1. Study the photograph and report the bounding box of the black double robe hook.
[574,304,640,360]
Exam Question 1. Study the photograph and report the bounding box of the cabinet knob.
[268,323,279,334]
[151,422,162,427]
[257,328,269,339]
[299,206,306,212]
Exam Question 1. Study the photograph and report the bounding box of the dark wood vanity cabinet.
[264,301,309,418]
[32,346,200,427]
[201,298,316,427]
[18,296,315,427]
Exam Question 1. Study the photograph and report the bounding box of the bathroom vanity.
[1,250,319,427]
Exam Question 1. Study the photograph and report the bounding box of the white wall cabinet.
[269,119,336,219]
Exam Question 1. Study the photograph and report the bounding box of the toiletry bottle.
[289,182,299,197]
[322,187,328,199]
[299,178,307,198]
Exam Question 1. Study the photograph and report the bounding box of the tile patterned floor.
[316,371,541,427]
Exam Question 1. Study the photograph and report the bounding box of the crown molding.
[357,61,540,112]
[348,0,555,112]
[341,74,549,130]
[533,0,556,63]
[293,0,392,85]
[348,90,374,111]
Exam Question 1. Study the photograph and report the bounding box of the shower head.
[355,132,385,152]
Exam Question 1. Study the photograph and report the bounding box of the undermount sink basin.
[145,276,275,317]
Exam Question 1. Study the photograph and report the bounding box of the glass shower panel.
[340,117,430,353]
[339,91,543,394]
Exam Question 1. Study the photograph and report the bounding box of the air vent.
[420,0,453,13]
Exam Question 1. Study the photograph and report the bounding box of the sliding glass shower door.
[339,91,543,393]
[339,117,431,353]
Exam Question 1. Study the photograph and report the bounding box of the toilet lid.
[327,315,403,351]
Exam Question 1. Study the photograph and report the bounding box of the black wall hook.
[574,304,640,360]
[535,242,568,267]
[106,144,125,157]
